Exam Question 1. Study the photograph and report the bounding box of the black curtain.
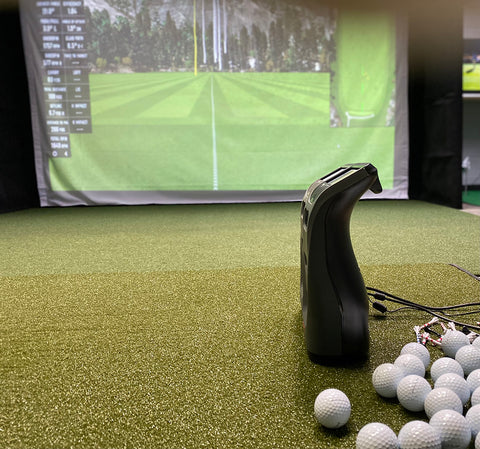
[0,7,39,213]
[408,1,464,209]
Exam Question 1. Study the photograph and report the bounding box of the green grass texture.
[1,201,479,448]
[49,71,395,192]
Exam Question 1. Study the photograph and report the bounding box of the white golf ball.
[394,353,425,377]
[466,404,480,437]
[430,357,464,383]
[372,363,404,398]
[397,420,441,449]
[424,387,463,419]
[456,345,480,376]
[467,369,480,393]
[356,422,398,449]
[472,386,480,406]
[396,374,431,412]
[442,330,470,358]
[434,372,470,405]
[473,337,480,349]
[314,388,351,429]
[429,409,471,449]
[476,432,480,449]
[401,342,430,368]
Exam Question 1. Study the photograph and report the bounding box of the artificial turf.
[1,200,479,448]
[463,189,480,206]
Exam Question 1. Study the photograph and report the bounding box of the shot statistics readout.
[36,0,92,157]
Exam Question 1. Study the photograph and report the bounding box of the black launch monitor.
[300,163,382,364]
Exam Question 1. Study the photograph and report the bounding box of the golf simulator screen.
[20,0,408,206]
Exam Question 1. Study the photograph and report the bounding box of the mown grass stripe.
[91,75,196,115]
[89,73,186,99]
[219,74,329,119]
[138,74,211,119]
[235,77,329,100]
[93,76,196,120]
[223,75,330,113]
[214,75,287,120]
[90,79,166,102]
[228,72,330,96]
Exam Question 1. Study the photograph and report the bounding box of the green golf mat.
[1,200,479,448]
[463,189,480,206]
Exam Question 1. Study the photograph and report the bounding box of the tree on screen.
[85,0,333,73]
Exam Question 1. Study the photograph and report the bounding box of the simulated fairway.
[50,72,395,192]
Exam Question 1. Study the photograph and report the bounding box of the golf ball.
[466,404,480,437]
[314,388,351,429]
[456,345,480,376]
[467,369,480,393]
[394,353,425,377]
[430,357,464,383]
[397,420,441,449]
[434,372,470,405]
[441,330,470,358]
[401,342,430,368]
[429,409,471,449]
[472,386,480,406]
[372,363,404,398]
[396,374,431,412]
[424,387,463,419]
[473,337,480,349]
[356,422,398,449]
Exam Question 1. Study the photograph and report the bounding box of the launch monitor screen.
[20,0,408,206]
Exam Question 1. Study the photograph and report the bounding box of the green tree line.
[85,4,334,73]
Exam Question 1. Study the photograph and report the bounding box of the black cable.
[441,309,480,318]
[366,286,480,311]
[366,289,478,314]
[382,306,423,313]
[371,303,480,317]
[368,295,435,314]
[366,288,480,331]
[365,261,480,329]
[449,264,480,282]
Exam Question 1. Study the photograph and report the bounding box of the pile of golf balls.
[364,336,480,448]
[313,331,480,448]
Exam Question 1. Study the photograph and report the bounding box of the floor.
[462,203,480,216]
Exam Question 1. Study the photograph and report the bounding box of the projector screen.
[20,0,408,206]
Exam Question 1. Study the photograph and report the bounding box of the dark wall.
[0,7,39,213]
[0,2,466,211]
[407,1,464,208]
